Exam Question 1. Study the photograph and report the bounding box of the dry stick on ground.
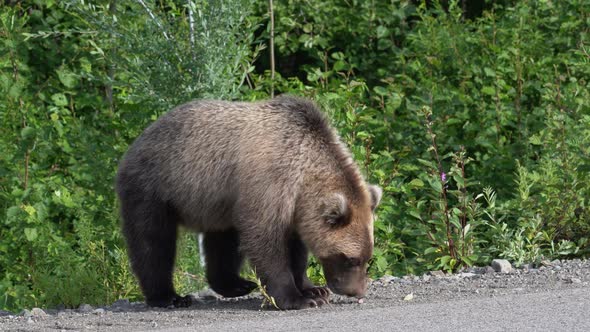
[269,0,275,98]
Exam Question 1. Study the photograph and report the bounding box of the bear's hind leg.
[121,198,190,307]
[203,229,257,297]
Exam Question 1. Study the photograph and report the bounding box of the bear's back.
[116,96,361,230]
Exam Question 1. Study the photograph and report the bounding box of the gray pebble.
[429,270,446,278]
[57,311,70,317]
[111,299,131,308]
[92,308,106,315]
[78,304,94,313]
[484,266,496,274]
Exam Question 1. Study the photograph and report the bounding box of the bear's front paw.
[172,294,194,308]
[275,294,324,310]
[302,286,331,304]
[146,294,193,308]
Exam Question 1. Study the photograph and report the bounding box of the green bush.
[0,0,254,311]
[247,0,589,275]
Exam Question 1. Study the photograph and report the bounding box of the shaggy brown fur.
[116,96,382,309]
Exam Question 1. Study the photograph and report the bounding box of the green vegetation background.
[1,0,589,312]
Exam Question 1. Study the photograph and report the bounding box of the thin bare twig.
[106,0,116,110]
[136,0,170,40]
[269,0,275,98]
[187,0,195,55]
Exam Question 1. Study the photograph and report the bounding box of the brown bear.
[115,96,382,309]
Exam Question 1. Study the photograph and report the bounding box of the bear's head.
[299,183,382,298]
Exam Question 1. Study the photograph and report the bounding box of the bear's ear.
[368,184,382,211]
[321,193,349,226]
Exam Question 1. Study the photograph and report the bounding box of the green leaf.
[408,178,424,188]
[453,174,465,188]
[376,255,388,272]
[417,158,435,169]
[424,246,439,255]
[440,255,451,267]
[6,206,21,220]
[24,228,38,242]
[345,111,355,122]
[373,86,389,96]
[428,178,443,193]
[20,127,36,141]
[333,60,347,71]
[376,25,389,38]
[51,93,68,107]
[57,66,78,89]
[529,135,543,145]
[481,86,495,95]
[463,224,471,236]
[388,92,403,110]
[408,209,422,220]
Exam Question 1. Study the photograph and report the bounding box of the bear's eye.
[324,214,346,226]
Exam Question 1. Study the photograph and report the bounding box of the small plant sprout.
[250,269,279,310]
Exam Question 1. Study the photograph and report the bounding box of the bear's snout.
[322,256,369,299]
[327,277,368,298]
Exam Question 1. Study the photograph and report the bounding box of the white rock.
[491,259,513,273]
[379,275,397,283]
[30,308,47,317]
[459,272,476,278]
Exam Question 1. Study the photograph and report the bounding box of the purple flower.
[441,172,447,182]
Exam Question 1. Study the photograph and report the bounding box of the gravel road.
[1,259,589,331]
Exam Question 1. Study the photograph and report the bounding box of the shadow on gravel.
[188,298,265,311]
